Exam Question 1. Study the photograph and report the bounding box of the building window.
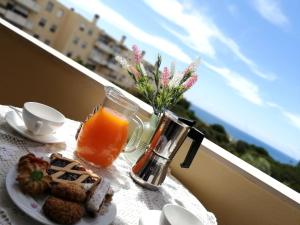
[49,24,57,33]
[33,34,39,39]
[88,29,93,36]
[56,9,64,18]
[79,23,85,32]
[66,52,72,57]
[81,42,87,49]
[38,18,47,27]
[73,37,79,45]
[45,39,51,45]
[46,1,54,12]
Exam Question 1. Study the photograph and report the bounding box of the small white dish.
[22,102,65,136]
[161,204,203,225]
[139,210,161,225]
[5,111,64,144]
[6,166,117,225]
[139,204,204,225]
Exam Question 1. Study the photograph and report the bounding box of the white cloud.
[267,102,300,130]
[203,61,263,105]
[59,0,191,63]
[284,112,300,130]
[252,0,289,28]
[143,0,276,81]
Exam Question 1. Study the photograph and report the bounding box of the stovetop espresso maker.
[130,110,204,190]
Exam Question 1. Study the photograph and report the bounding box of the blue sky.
[59,0,300,160]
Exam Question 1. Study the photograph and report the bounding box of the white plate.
[5,166,117,225]
[5,111,64,144]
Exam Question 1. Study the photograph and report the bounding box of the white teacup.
[160,204,203,225]
[22,102,65,136]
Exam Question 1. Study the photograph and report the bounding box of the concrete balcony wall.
[1,19,300,225]
[170,139,300,225]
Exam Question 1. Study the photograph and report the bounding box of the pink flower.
[183,75,198,89]
[161,67,170,87]
[132,45,143,64]
[183,58,200,76]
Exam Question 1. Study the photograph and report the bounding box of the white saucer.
[5,111,65,144]
[139,210,161,225]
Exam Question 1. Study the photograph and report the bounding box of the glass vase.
[124,113,159,164]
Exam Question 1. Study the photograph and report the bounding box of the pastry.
[86,178,113,217]
[51,183,86,202]
[18,153,49,172]
[17,154,52,196]
[43,197,84,225]
[48,153,100,193]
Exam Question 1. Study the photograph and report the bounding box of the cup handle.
[124,115,144,153]
[32,121,43,135]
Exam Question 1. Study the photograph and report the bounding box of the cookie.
[51,183,86,202]
[43,197,84,225]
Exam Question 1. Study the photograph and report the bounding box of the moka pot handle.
[180,127,204,168]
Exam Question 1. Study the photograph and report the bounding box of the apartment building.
[0,0,135,89]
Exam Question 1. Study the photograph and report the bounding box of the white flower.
[115,55,129,70]
[140,63,148,76]
[170,61,176,78]
[168,72,182,88]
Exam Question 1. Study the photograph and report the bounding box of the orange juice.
[76,107,129,167]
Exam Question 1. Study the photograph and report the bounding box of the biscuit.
[43,197,84,225]
[51,183,86,202]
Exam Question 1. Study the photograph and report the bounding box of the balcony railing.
[89,50,107,65]
[95,41,113,54]
[1,18,300,225]
[107,62,120,71]
[3,10,33,30]
[15,0,40,12]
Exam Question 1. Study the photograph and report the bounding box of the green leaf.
[30,170,44,181]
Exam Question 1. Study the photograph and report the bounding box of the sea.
[191,105,298,165]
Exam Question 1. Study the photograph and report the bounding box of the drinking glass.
[76,86,143,167]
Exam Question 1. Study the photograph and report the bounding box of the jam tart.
[48,153,100,192]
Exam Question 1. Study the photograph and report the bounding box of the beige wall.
[54,12,100,62]
[27,0,68,45]
[26,0,100,63]
[170,140,300,225]
[1,20,300,225]
[0,21,105,121]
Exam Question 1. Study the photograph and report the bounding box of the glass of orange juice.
[76,86,144,168]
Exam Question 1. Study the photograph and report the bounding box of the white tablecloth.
[0,105,217,225]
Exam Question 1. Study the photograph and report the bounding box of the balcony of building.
[15,0,40,12]
[89,49,108,66]
[1,9,32,30]
[107,61,120,71]
[1,19,300,225]
[95,40,114,55]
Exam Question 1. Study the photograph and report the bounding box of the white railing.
[95,41,113,54]
[89,50,107,65]
[4,10,33,30]
[107,62,120,71]
[15,0,40,12]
